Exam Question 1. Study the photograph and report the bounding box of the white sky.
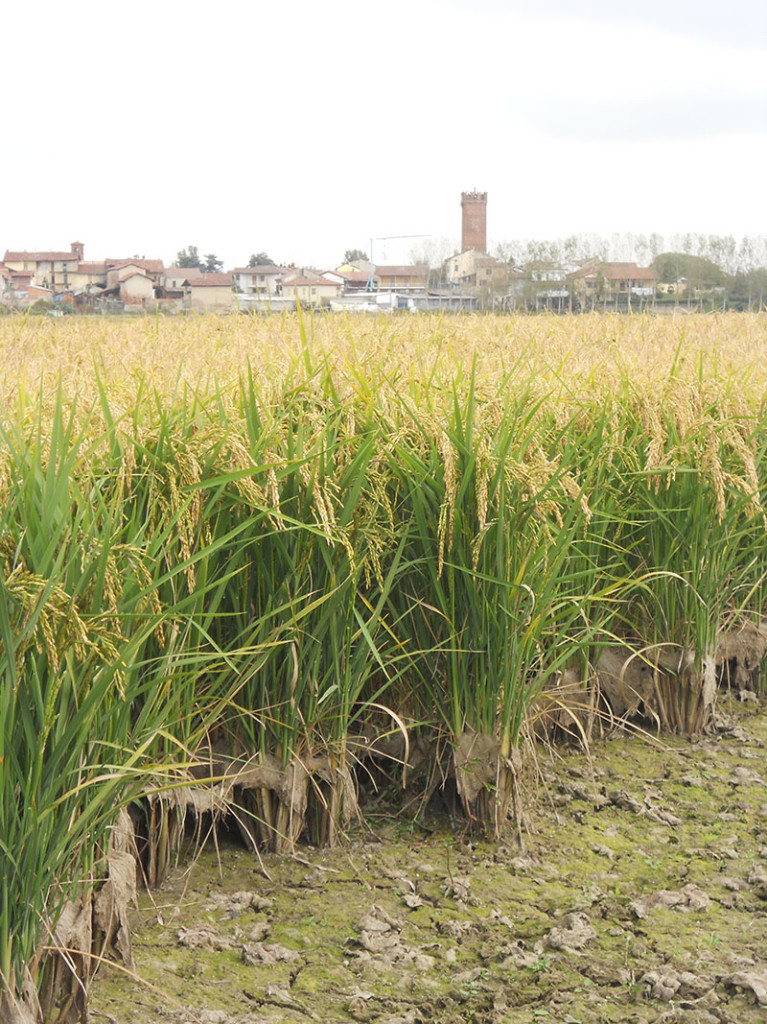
[3,0,765,269]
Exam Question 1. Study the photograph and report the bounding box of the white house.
[231,265,285,297]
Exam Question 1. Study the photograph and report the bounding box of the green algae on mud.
[90,699,767,1024]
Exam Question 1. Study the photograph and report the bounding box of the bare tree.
[408,236,458,269]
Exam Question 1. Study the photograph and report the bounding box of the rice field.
[2,311,767,1023]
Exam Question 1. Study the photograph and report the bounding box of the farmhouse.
[164,267,205,290]
[321,268,373,292]
[68,262,108,291]
[281,277,342,306]
[445,249,508,289]
[567,261,658,308]
[2,241,84,290]
[232,265,285,297]
[188,273,235,312]
[374,265,429,293]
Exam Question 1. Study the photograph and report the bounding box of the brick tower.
[461,190,487,253]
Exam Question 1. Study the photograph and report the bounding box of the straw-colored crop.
[2,310,767,1022]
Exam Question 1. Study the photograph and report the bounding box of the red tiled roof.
[232,265,284,275]
[189,273,233,287]
[375,265,428,277]
[4,250,78,262]
[325,270,371,283]
[77,262,106,274]
[602,262,656,281]
[569,261,656,282]
[281,269,323,282]
[106,258,165,273]
[285,278,340,287]
[166,267,205,279]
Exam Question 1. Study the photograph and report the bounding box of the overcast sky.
[3,0,765,269]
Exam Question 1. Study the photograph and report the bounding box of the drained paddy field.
[2,311,767,1023]
[90,697,767,1024]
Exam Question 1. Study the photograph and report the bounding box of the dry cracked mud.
[90,697,767,1024]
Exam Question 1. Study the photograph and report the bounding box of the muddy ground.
[90,698,767,1024]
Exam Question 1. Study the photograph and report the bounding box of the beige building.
[68,262,108,291]
[322,269,372,292]
[281,268,323,285]
[164,267,205,289]
[106,259,165,287]
[98,262,157,306]
[188,273,234,312]
[374,265,428,292]
[2,242,84,290]
[280,277,342,306]
[119,272,155,305]
[445,249,508,288]
[567,261,657,306]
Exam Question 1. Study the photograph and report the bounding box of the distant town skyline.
[3,0,764,270]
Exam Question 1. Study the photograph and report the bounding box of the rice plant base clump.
[453,730,524,839]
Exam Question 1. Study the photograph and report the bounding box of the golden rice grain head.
[701,422,727,523]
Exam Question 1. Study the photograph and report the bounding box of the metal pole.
[365,234,428,294]
[367,238,375,292]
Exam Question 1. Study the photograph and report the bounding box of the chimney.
[461,191,487,253]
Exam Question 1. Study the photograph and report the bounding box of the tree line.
[493,232,767,277]
[175,246,278,272]
[492,233,767,312]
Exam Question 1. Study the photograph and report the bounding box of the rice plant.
[1,311,767,1019]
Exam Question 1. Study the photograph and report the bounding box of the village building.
[0,263,54,308]
[2,242,84,290]
[188,273,235,312]
[567,261,657,309]
[280,277,342,306]
[91,262,157,306]
[106,259,165,288]
[68,262,108,292]
[374,265,428,293]
[445,249,509,289]
[120,272,155,305]
[321,268,374,292]
[231,265,285,297]
[280,267,325,286]
[322,262,375,293]
[164,267,205,291]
